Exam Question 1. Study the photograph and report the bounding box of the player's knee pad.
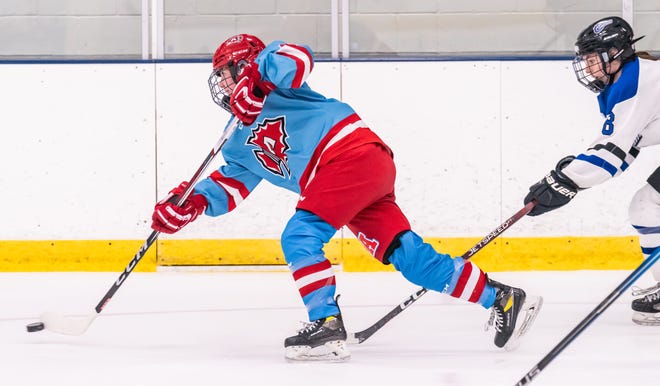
[388,231,455,292]
[629,184,660,228]
[629,183,660,282]
[281,210,337,264]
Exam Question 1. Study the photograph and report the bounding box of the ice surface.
[1,270,658,386]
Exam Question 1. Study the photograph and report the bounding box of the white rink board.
[0,63,156,240]
[341,61,502,236]
[1,60,658,241]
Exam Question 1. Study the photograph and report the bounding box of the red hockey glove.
[151,181,208,234]
[230,62,275,125]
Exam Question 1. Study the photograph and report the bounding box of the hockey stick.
[33,116,241,336]
[347,200,537,344]
[514,246,660,385]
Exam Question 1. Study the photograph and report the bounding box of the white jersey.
[563,57,660,188]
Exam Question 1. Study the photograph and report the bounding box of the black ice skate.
[284,312,349,361]
[631,282,660,326]
[485,279,543,351]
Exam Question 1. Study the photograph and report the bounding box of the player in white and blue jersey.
[523,16,660,325]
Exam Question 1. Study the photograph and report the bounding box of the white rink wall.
[2,61,659,242]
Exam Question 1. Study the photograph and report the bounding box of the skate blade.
[285,340,351,362]
[504,295,544,352]
[632,312,660,326]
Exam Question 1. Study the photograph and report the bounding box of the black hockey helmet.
[575,16,641,62]
[572,16,644,92]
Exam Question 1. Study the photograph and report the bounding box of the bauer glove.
[230,62,275,125]
[151,181,208,234]
[524,156,580,216]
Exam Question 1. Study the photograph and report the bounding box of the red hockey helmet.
[212,34,265,76]
[208,34,266,111]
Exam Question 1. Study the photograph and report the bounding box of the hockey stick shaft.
[98,117,240,313]
[39,116,241,335]
[514,246,660,385]
[348,200,536,344]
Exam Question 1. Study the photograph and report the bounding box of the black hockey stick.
[514,246,660,385]
[32,116,241,335]
[347,200,537,344]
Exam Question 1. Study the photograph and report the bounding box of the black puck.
[26,322,45,333]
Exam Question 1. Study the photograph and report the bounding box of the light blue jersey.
[194,41,381,217]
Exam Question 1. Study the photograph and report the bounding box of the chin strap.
[606,61,628,87]
[220,95,232,114]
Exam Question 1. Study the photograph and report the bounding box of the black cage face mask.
[572,51,611,93]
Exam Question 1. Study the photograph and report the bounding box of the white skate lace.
[640,290,660,303]
[296,319,323,335]
[485,307,503,333]
[631,282,660,297]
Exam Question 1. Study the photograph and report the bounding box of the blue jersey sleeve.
[193,160,262,216]
[255,41,314,89]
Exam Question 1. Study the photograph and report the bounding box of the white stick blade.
[345,333,360,345]
[40,311,97,336]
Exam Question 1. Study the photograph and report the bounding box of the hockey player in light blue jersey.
[523,16,660,325]
[151,34,542,360]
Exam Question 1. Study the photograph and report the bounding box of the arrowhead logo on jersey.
[246,116,291,177]
[357,232,379,256]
